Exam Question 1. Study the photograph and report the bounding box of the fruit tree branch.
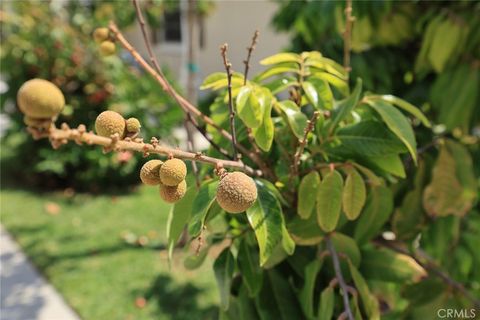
[220,44,239,161]
[32,124,262,176]
[243,30,259,86]
[326,235,354,320]
[291,111,321,178]
[343,0,354,79]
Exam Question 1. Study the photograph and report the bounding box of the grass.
[0,184,219,320]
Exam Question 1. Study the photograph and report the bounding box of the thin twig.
[220,44,238,161]
[243,30,259,86]
[343,0,354,79]
[291,111,321,177]
[326,235,354,320]
[375,239,480,308]
[108,22,271,175]
[37,124,261,176]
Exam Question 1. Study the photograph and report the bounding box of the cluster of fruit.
[95,110,141,139]
[17,79,65,130]
[93,27,116,57]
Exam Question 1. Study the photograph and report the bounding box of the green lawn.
[1,185,219,320]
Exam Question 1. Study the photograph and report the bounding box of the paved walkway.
[0,226,81,320]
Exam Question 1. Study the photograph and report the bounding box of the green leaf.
[200,72,244,90]
[335,121,408,156]
[308,77,334,110]
[366,95,431,128]
[305,56,347,80]
[446,140,478,202]
[299,259,323,318]
[302,81,319,108]
[167,187,196,261]
[268,270,303,319]
[330,232,361,267]
[366,154,406,178]
[277,100,308,139]
[288,215,325,246]
[365,99,417,164]
[360,247,426,284]
[317,170,344,232]
[238,240,263,297]
[351,163,382,187]
[263,77,299,94]
[342,168,366,220]
[298,171,321,219]
[236,86,263,128]
[354,186,393,245]
[214,248,235,311]
[260,52,302,65]
[252,89,274,151]
[327,78,362,134]
[247,180,285,266]
[256,66,301,81]
[317,286,335,320]
[348,262,380,320]
[184,246,209,270]
[311,73,349,97]
[188,180,219,237]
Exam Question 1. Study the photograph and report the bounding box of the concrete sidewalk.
[0,226,81,320]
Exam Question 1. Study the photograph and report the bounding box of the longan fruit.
[159,158,187,186]
[100,41,116,56]
[216,172,257,213]
[93,28,109,43]
[126,117,141,133]
[140,160,163,185]
[159,180,187,203]
[17,79,65,119]
[95,110,125,138]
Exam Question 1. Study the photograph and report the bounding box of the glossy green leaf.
[288,215,324,246]
[253,89,274,151]
[236,86,263,128]
[184,246,209,270]
[311,73,349,97]
[263,77,299,94]
[335,121,408,156]
[348,262,380,320]
[351,163,382,187]
[317,286,334,320]
[167,187,196,261]
[308,77,334,110]
[317,170,344,232]
[366,95,431,128]
[354,186,393,245]
[302,81,319,108]
[330,232,361,267]
[365,99,417,164]
[328,78,362,134]
[360,247,426,283]
[260,52,302,65]
[299,259,323,318]
[247,180,286,266]
[256,66,301,81]
[342,168,366,220]
[200,72,244,90]
[238,240,263,297]
[214,248,235,311]
[367,154,406,178]
[188,180,219,237]
[298,171,321,219]
[277,100,308,139]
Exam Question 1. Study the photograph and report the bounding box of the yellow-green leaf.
[317,170,344,232]
[302,81,318,107]
[298,171,321,219]
[260,52,302,65]
[342,168,366,220]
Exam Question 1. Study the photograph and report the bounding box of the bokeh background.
[1,1,479,319]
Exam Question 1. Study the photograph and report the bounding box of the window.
[152,10,182,44]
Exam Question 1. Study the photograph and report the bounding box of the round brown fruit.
[126,117,141,133]
[17,79,65,119]
[140,160,163,185]
[159,180,187,203]
[95,110,125,138]
[216,172,257,213]
[159,158,187,186]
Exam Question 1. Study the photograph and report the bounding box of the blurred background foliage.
[0,0,183,192]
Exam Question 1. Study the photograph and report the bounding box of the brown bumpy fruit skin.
[95,110,126,138]
[126,118,141,133]
[140,160,163,185]
[159,159,187,186]
[17,79,65,118]
[93,28,109,43]
[159,180,187,203]
[216,172,257,213]
[100,41,116,56]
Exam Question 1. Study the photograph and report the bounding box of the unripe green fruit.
[216,172,257,213]
[100,41,116,56]
[93,28,109,43]
[160,158,187,186]
[95,110,125,138]
[126,117,141,133]
[17,79,65,118]
[140,160,163,185]
[159,180,187,203]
